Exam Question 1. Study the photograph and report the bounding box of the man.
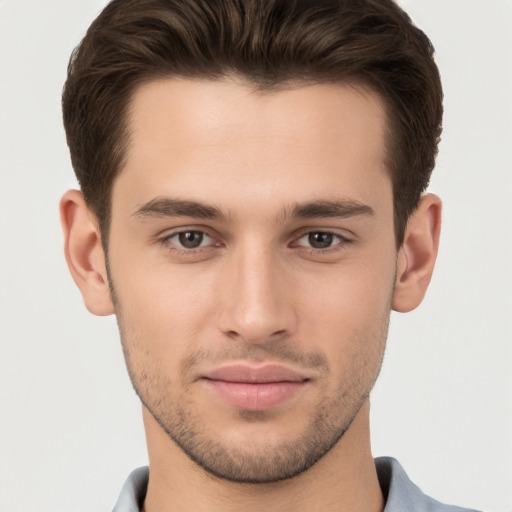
[59,0,480,511]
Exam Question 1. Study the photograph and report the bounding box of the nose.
[217,244,298,345]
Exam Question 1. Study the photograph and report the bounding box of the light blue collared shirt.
[112,457,482,512]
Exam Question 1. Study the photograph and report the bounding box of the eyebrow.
[132,197,374,222]
[133,198,226,220]
[288,199,375,220]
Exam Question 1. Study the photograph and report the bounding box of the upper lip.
[203,364,309,383]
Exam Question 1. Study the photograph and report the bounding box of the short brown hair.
[63,0,443,246]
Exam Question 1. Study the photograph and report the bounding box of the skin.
[61,79,441,512]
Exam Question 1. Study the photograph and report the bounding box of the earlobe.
[60,190,115,316]
[392,193,442,313]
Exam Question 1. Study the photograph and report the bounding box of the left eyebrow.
[287,199,375,220]
[132,197,227,220]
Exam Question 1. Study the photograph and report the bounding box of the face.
[107,79,397,483]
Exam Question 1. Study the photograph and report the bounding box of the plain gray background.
[0,1,511,511]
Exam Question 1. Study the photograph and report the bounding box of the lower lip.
[204,380,306,411]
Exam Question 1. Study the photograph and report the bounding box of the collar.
[113,457,481,512]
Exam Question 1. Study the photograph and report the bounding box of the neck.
[142,400,384,512]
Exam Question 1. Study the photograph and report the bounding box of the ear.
[60,190,115,316]
[392,193,442,313]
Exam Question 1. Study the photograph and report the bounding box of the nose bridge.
[218,239,295,344]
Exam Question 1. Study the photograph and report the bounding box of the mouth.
[202,364,310,411]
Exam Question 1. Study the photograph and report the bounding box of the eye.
[165,230,214,250]
[295,231,347,249]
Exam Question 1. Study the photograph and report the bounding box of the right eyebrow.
[132,197,227,220]
[290,199,375,220]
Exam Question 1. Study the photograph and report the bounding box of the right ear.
[59,190,115,316]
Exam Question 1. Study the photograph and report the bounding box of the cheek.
[298,256,395,325]
[119,270,217,345]
[108,250,219,379]
[295,256,395,365]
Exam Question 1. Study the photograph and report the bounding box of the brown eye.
[294,231,348,251]
[160,229,220,257]
[177,231,205,249]
[308,232,334,249]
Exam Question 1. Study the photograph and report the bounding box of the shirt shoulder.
[112,466,149,512]
[376,457,482,512]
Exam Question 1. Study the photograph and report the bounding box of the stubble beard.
[140,371,365,484]
[116,320,389,484]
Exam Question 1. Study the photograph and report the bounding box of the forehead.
[117,78,390,215]
[126,78,387,153]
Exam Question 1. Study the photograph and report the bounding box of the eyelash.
[157,228,353,255]
[158,229,219,254]
[293,230,351,253]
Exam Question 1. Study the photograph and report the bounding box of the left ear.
[392,193,442,312]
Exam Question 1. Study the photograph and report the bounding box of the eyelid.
[154,225,353,253]
[168,230,214,247]
[155,223,219,239]
[290,229,354,254]
[157,226,221,250]
[292,227,352,242]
